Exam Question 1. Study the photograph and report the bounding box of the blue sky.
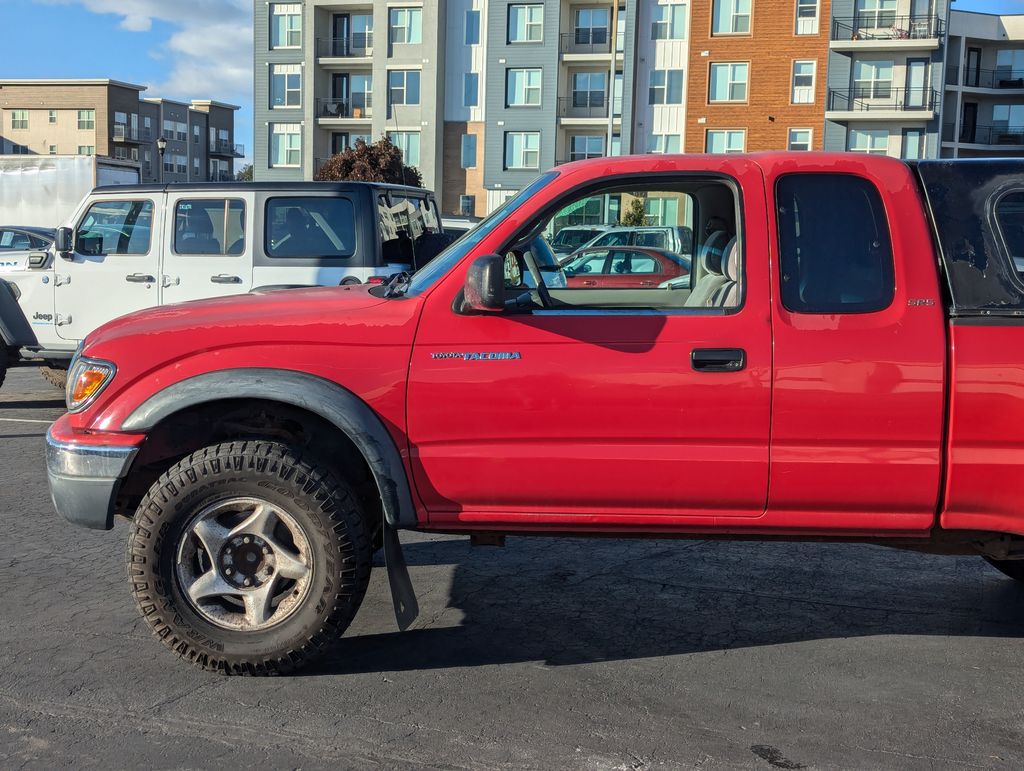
[953,0,1024,11]
[3,0,253,164]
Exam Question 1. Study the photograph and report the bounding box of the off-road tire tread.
[39,365,67,391]
[984,556,1024,582]
[127,440,372,676]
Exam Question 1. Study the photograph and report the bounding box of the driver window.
[76,200,153,257]
[521,180,740,310]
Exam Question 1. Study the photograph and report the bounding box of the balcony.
[826,87,939,119]
[209,140,245,158]
[315,97,373,120]
[830,14,943,51]
[560,30,612,56]
[947,67,1024,91]
[316,34,373,60]
[558,95,612,121]
[112,124,142,143]
[214,171,236,182]
[943,123,1024,147]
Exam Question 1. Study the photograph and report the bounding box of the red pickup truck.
[46,153,1024,675]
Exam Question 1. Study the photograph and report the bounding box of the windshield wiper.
[382,270,413,298]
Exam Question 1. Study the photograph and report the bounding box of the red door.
[405,158,773,531]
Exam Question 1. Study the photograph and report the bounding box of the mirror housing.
[54,227,73,257]
[462,253,505,313]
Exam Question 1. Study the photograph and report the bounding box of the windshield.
[404,172,557,296]
[551,228,598,248]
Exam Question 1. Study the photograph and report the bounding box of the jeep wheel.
[127,441,372,675]
[984,557,1024,582]
[39,365,67,391]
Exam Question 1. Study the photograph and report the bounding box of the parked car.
[569,225,693,259]
[0,182,444,390]
[563,246,690,288]
[441,215,481,240]
[46,153,1024,675]
[549,224,610,255]
[0,226,54,270]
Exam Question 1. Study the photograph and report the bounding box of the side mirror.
[54,227,73,257]
[462,253,505,313]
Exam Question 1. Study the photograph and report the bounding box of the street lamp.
[156,136,167,184]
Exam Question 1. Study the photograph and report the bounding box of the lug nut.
[225,568,233,575]
[243,578,252,587]
[262,547,270,555]
[243,537,251,544]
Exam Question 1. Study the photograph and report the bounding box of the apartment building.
[0,79,242,183]
[942,9,1024,158]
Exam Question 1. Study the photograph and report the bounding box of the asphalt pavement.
[1,366,1023,769]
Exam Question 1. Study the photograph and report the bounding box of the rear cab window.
[995,191,1024,278]
[266,197,355,258]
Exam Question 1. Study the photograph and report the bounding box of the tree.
[314,135,423,187]
[235,163,254,182]
[620,194,650,227]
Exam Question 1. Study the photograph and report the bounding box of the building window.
[506,68,542,106]
[848,128,889,154]
[994,104,1024,132]
[647,134,682,153]
[652,3,687,40]
[77,145,95,156]
[649,69,685,104]
[48,145,58,155]
[855,0,897,30]
[610,133,622,156]
[463,73,479,107]
[271,63,302,108]
[996,49,1024,80]
[712,0,751,34]
[705,129,745,153]
[389,8,423,44]
[709,63,748,102]
[505,131,540,169]
[193,124,200,144]
[77,109,95,130]
[570,135,603,161]
[176,121,188,141]
[165,119,177,139]
[853,60,893,99]
[270,3,302,48]
[792,60,815,104]
[389,131,421,167]
[465,9,480,44]
[270,123,302,167]
[572,72,606,108]
[575,7,610,46]
[788,128,812,151]
[10,110,28,130]
[902,128,925,159]
[48,109,57,124]
[461,134,477,168]
[388,70,421,106]
[508,4,543,43]
[795,0,819,35]
[459,195,476,216]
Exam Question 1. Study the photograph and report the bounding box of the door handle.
[125,273,155,284]
[162,275,180,288]
[211,274,242,284]
[691,348,746,373]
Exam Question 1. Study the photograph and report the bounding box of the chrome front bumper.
[46,429,139,530]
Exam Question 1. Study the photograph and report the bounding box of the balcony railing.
[558,94,609,119]
[560,30,612,55]
[944,123,1024,146]
[214,171,236,182]
[831,14,944,41]
[948,67,1024,90]
[112,124,141,142]
[316,33,373,58]
[209,139,245,157]
[827,87,939,112]
[315,97,373,119]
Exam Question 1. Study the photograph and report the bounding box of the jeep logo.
[33,312,53,322]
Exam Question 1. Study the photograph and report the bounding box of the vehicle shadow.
[0,399,65,410]
[309,536,1024,676]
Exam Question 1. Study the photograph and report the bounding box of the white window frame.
[506,68,542,106]
[388,70,421,106]
[48,109,57,124]
[792,60,816,104]
[10,110,28,130]
[77,145,95,156]
[712,0,751,34]
[647,134,682,153]
[795,0,819,35]
[270,3,302,49]
[709,62,749,103]
[389,8,423,45]
[855,0,897,30]
[505,131,540,169]
[787,128,813,151]
[48,144,58,155]
[388,131,421,167]
[853,60,894,99]
[575,7,611,45]
[508,4,543,43]
[270,123,302,167]
[270,63,302,108]
[705,129,746,153]
[652,3,687,40]
[848,128,889,155]
[649,69,685,105]
[569,134,604,161]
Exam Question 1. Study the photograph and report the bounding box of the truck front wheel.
[984,557,1024,582]
[127,441,373,675]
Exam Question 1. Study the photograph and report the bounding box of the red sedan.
[562,246,691,288]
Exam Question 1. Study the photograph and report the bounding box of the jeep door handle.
[691,348,746,373]
[125,273,155,283]
[211,274,242,284]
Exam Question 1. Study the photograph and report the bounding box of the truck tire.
[984,557,1024,582]
[40,365,67,391]
[0,347,7,390]
[127,440,373,675]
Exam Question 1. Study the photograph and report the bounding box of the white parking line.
[0,417,54,425]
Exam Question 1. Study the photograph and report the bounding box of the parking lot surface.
[1,366,1023,769]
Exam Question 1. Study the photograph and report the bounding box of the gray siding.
[619,2,637,154]
[254,0,305,181]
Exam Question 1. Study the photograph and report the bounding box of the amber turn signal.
[66,357,116,412]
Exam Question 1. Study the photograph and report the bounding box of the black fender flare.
[121,368,418,529]
[0,279,37,348]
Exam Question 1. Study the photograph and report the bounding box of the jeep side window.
[174,199,245,256]
[265,197,355,259]
[776,173,894,314]
[76,200,153,256]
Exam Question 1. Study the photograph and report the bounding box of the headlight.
[66,355,116,412]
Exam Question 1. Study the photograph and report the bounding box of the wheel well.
[117,399,383,533]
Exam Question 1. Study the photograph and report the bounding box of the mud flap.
[382,522,419,630]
